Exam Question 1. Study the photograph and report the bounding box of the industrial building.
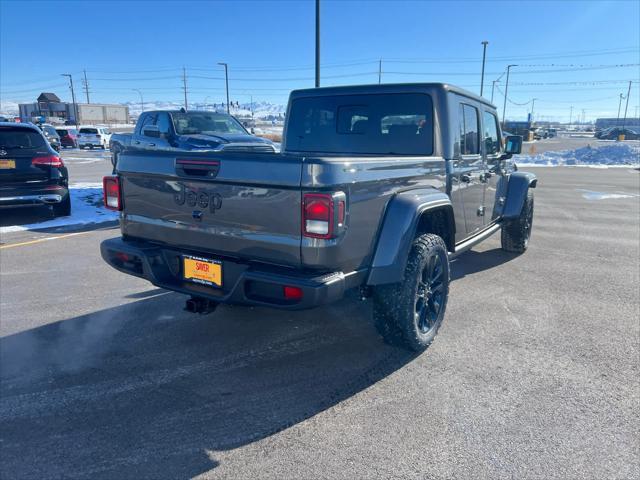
[19,92,130,125]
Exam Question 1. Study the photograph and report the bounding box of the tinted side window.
[139,114,156,134]
[483,111,500,155]
[459,104,479,155]
[156,113,172,135]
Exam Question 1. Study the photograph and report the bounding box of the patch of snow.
[0,183,118,233]
[515,143,640,167]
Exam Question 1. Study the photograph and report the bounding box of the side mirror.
[504,135,522,155]
[143,125,160,138]
[250,127,255,135]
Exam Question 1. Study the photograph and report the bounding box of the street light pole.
[315,0,320,87]
[501,64,517,127]
[133,89,144,113]
[490,80,499,103]
[218,62,230,114]
[480,41,488,96]
[61,74,78,129]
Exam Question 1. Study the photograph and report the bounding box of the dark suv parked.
[0,123,70,216]
[37,123,61,152]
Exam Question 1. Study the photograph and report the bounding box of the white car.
[78,126,112,149]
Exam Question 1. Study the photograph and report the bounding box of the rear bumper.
[0,185,68,208]
[79,139,104,146]
[100,237,365,310]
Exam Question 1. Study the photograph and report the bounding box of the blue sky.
[1,0,639,121]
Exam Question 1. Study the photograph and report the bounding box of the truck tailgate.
[117,151,303,267]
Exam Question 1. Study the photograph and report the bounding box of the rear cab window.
[0,127,46,150]
[286,93,434,155]
[459,104,480,155]
[80,128,98,134]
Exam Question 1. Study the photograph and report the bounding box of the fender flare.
[502,171,537,220]
[367,190,454,286]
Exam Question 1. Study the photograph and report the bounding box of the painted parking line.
[0,231,95,250]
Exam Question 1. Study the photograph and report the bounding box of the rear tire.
[53,194,71,217]
[373,233,450,352]
[501,189,534,253]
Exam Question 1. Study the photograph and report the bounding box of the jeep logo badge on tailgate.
[174,183,222,213]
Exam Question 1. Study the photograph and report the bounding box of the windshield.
[56,129,68,136]
[0,127,46,150]
[286,93,434,155]
[171,112,246,136]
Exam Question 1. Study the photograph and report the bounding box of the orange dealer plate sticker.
[183,256,222,288]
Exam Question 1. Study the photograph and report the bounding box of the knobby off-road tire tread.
[501,189,534,253]
[373,234,450,352]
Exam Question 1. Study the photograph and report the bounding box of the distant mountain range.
[0,99,286,120]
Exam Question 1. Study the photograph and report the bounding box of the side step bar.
[449,223,501,259]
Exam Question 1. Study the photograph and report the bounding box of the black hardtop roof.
[290,82,496,108]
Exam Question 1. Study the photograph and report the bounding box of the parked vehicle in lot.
[0,122,70,216]
[597,127,639,140]
[101,83,535,352]
[78,126,111,149]
[55,128,78,148]
[36,123,61,151]
[109,110,276,170]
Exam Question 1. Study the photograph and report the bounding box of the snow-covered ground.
[0,183,118,234]
[516,143,640,167]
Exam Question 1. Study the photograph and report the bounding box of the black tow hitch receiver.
[185,296,218,314]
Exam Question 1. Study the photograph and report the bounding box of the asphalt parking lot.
[0,144,639,478]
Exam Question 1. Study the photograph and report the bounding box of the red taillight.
[32,155,63,167]
[103,176,122,211]
[303,193,333,239]
[283,286,303,300]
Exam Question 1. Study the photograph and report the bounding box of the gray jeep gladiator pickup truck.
[101,83,535,352]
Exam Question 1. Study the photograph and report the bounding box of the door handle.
[149,143,156,147]
[134,141,140,145]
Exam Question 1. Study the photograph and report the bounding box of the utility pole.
[250,94,254,119]
[82,69,91,104]
[569,105,573,128]
[501,64,516,127]
[218,62,230,113]
[378,59,382,84]
[182,67,188,110]
[490,80,499,103]
[621,80,632,131]
[133,89,144,113]
[530,98,537,123]
[616,93,625,126]
[315,0,320,87]
[61,74,78,128]
[480,41,488,96]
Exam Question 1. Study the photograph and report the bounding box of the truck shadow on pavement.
[0,292,416,479]
[450,247,519,281]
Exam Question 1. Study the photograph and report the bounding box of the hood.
[177,132,274,149]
